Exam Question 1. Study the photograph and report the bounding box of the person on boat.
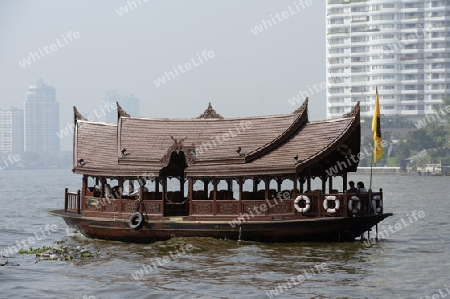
[357,181,367,193]
[104,183,113,200]
[111,185,121,199]
[347,181,357,193]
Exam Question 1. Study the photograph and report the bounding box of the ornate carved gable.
[196,103,223,119]
[160,136,197,166]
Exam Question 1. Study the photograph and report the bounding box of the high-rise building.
[326,0,450,120]
[0,107,24,154]
[24,79,60,153]
[100,90,140,123]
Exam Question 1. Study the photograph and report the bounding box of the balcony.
[400,110,423,115]
[369,69,398,75]
[401,89,423,94]
[401,7,422,13]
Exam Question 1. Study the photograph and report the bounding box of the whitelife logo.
[250,0,312,35]
[115,0,149,16]
[153,50,215,87]
[18,31,81,68]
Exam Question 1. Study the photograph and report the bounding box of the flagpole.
[370,152,374,191]
[371,86,382,241]
[370,151,377,241]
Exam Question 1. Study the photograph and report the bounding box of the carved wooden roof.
[72,99,360,178]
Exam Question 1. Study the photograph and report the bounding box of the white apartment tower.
[0,107,24,154]
[326,0,450,120]
[24,79,60,153]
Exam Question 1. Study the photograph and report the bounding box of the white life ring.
[372,195,383,214]
[323,196,340,214]
[294,195,311,213]
[348,196,361,214]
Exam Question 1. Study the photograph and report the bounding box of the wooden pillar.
[188,178,193,215]
[298,174,304,194]
[307,168,312,191]
[238,178,243,215]
[77,190,81,214]
[139,185,144,213]
[180,175,184,197]
[328,176,333,193]
[162,177,167,196]
[155,178,160,194]
[160,178,166,215]
[264,178,270,215]
[161,177,167,217]
[277,178,282,192]
[293,174,298,196]
[118,178,123,213]
[227,179,233,191]
[253,178,258,192]
[213,179,218,215]
[264,178,269,201]
[292,173,299,213]
[342,173,347,194]
[203,180,209,198]
[82,175,87,200]
[321,176,326,194]
[238,178,243,202]
[64,188,68,212]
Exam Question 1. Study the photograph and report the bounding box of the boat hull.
[50,210,393,243]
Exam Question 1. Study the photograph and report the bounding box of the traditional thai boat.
[50,99,392,243]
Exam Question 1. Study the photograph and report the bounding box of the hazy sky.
[0,0,326,151]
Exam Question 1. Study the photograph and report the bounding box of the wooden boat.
[50,99,392,243]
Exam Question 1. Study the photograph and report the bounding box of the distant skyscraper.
[24,79,60,153]
[100,91,140,123]
[0,107,24,154]
[326,0,450,120]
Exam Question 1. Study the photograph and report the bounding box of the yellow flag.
[372,87,383,163]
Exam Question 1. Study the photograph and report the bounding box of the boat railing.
[81,194,164,217]
[64,188,81,214]
[188,189,384,218]
[69,187,383,219]
[190,199,295,217]
[303,190,383,217]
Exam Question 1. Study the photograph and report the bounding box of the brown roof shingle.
[73,100,360,178]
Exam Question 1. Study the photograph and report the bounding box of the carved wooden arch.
[160,136,197,167]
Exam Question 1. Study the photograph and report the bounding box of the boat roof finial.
[292,97,308,115]
[117,102,130,119]
[343,102,360,118]
[196,103,223,119]
[74,106,87,121]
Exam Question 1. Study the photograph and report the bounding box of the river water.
[0,169,449,299]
